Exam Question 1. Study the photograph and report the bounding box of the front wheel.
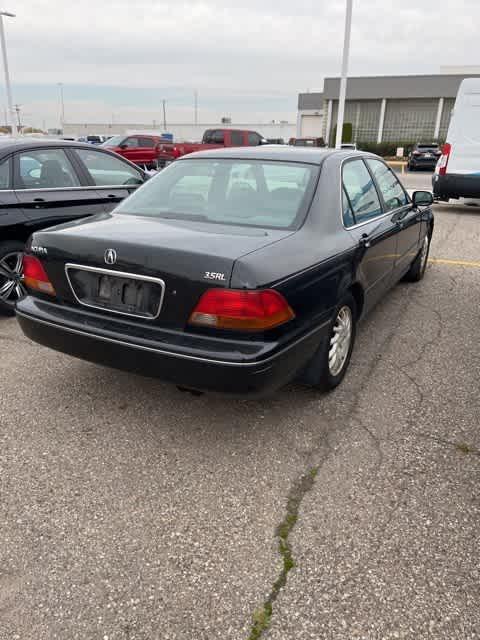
[299,294,357,391]
[0,240,28,316]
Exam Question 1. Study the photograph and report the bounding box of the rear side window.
[342,159,382,226]
[230,130,243,146]
[0,158,10,189]
[342,188,355,227]
[74,149,144,186]
[366,159,409,211]
[16,149,81,189]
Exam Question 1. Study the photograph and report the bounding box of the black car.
[16,147,434,396]
[407,143,441,171]
[0,138,148,314]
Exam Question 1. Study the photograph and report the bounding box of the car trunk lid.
[30,213,293,329]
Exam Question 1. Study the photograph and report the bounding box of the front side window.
[114,158,319,230]
[342,159,382,225]
[247,132,261,146]
[138,137,156,148]
[74,149,144,186]
[16,149,80,189]
[123,137,140,148]
[0,158,10,189]
[366,159,409,211]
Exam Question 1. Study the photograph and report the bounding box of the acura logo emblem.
[104,249,117,265]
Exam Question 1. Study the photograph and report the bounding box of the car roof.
[0,137,112,157]
[179,146,367,165]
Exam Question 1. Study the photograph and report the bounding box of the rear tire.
[0,240,27,316]
[299,293,357,391]
[404,234,430,282]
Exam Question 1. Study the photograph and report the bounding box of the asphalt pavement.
[0,195,479,639]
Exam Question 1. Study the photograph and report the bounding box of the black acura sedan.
[16,147,434,395]
[0,138,147,315]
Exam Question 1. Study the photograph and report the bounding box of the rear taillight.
[189,289,295,331]
[23,255,56,296]
[437,142,451,176]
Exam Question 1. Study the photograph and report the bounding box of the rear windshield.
[114,159,319,230]
[417,144,438,149]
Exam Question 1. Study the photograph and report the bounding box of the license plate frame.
[65,263,165,320]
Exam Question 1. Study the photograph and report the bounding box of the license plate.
[66,264,165,320]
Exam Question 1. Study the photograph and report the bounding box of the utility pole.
[14,103,21,132]
[194,89,198,125]
[58,82,65,131]
[162,100,167,130]
[335,0,353,149]
[0,11,16,137]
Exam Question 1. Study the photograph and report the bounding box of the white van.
[433,78,480,201]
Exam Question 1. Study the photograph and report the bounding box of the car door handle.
[32,197,47,208]
[359,233,371,249]
[106,194,118,199]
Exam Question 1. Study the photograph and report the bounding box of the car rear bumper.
[432,172,480,199]
[410,157,438,168]
[16,297,329,396]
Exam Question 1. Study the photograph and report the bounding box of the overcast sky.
[2,0,479,128]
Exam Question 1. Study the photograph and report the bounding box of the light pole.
[162,99,167,131]
[0,10,16,137]
[334,0,353,149]
[58,82,65,132]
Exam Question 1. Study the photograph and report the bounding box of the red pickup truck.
[159,128,267,163]
[102,134,173,170]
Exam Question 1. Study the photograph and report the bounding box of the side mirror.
[119,143,128,150]
[412,190,434,207]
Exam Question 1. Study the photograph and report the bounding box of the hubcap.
[328,305,353,377]
[0,251,27,306]
[420,236,429,271]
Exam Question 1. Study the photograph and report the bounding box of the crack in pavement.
[245,289,417,639]
[247,467,319,640]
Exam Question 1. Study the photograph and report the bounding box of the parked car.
[170,129,267,160]
[289,137,326,147]
[0,139,147,315]
[407,143,441,171]
[102,134,174,170]
[16,147,433,396]
[340,143,358,151]
[433,78,480,201]
[77,135,106,145]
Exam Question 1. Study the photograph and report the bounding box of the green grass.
[246,466,319,640]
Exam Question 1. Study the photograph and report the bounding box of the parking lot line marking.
[429,258,480,268]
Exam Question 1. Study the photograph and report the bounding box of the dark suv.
[0,138,147,314]
[407,143,441,171]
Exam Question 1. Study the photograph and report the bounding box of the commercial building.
[297,73,480,145]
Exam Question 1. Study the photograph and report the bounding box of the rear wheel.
[404,234,430,282]
[299,294,357,391]
[0,240,28,316]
